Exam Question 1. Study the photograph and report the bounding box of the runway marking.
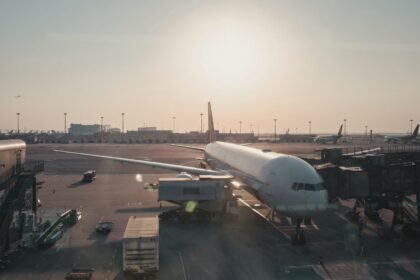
[238,198,291,240]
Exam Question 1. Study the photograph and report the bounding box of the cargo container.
[123,216,159,274]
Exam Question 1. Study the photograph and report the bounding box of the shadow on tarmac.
[67,181,89,188]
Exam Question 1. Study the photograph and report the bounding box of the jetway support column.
[31,176,37,221]
[417,189,420,223]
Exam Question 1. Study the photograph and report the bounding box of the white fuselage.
[204,142,328,217]
[384,135,413,144]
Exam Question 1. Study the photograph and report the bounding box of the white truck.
[123,216,159,275]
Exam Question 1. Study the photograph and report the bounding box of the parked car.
[96,221,114,233]
[81,170,96,183]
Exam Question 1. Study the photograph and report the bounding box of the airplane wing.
[54,149,225,176]
[169,144,206,152]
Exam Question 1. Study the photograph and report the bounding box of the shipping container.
[123,216,159,274]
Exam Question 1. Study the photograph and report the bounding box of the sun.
[199,29,260,84]
[190,21,269,89]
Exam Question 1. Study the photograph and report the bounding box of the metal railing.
[341,145,420,156]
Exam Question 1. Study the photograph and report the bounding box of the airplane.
[412,138,420,145]
[314,125,343,144]
[384,124,419,144]
[55,102,328,245]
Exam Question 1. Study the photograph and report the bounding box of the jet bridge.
[312,146,420,238]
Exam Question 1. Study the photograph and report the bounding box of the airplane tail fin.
[413,124,419,137]
[338,124,343,137]
[208,102,216,143]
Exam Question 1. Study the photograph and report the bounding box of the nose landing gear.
[291,217,306,245]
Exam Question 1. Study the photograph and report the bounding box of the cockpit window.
[314,183,325,190]
[305,184,315,191]
[292,182,325,191]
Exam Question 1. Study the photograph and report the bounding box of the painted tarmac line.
[370,259,420,265]
[179,252,188,280]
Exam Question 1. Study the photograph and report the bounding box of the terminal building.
[3,125,257,144]
[68,124,101,135]
[0,140,43,251]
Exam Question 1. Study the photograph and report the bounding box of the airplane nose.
[306,189,329,211]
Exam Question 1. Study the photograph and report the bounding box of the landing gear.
[291,217,306,245]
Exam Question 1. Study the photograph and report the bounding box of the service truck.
[123,216,159,275]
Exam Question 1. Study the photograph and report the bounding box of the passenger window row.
[291,182,324,191]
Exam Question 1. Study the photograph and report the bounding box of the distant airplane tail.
[208,102,216,143]
[413,124,419,138]
[338,124,343,137]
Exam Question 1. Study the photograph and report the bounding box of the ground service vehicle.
[95,221,113,233]
[81,170,96,183]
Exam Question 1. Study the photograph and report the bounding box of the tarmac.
[2,142,420,279]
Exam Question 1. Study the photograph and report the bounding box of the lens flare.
[135,174,143,182]
[185,201,197,213]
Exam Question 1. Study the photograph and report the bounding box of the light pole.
[410,119,413,134]
[239,121,242,134]
[309,121,312,135]
[172,116,176,132]
[365,125,368,138]
[344,119,347,137]
[121,113,125,134]
[16,113,20,134]
[101,116,104,142]
[273,118,277,141]
[64,113,67,134]
[200,113,203,133]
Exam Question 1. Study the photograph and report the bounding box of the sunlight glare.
[190,18,272,90]
[200,29,259,83]
[135,174,143,182]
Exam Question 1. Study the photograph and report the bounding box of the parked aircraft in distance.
[55,102,328,245]
[384,124,419,144]
[314,125,343,144]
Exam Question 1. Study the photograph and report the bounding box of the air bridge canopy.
[158,177,228,202]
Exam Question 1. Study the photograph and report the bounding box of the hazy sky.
[1,0,420,134]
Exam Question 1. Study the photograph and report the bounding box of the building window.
[183,187,200,195]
